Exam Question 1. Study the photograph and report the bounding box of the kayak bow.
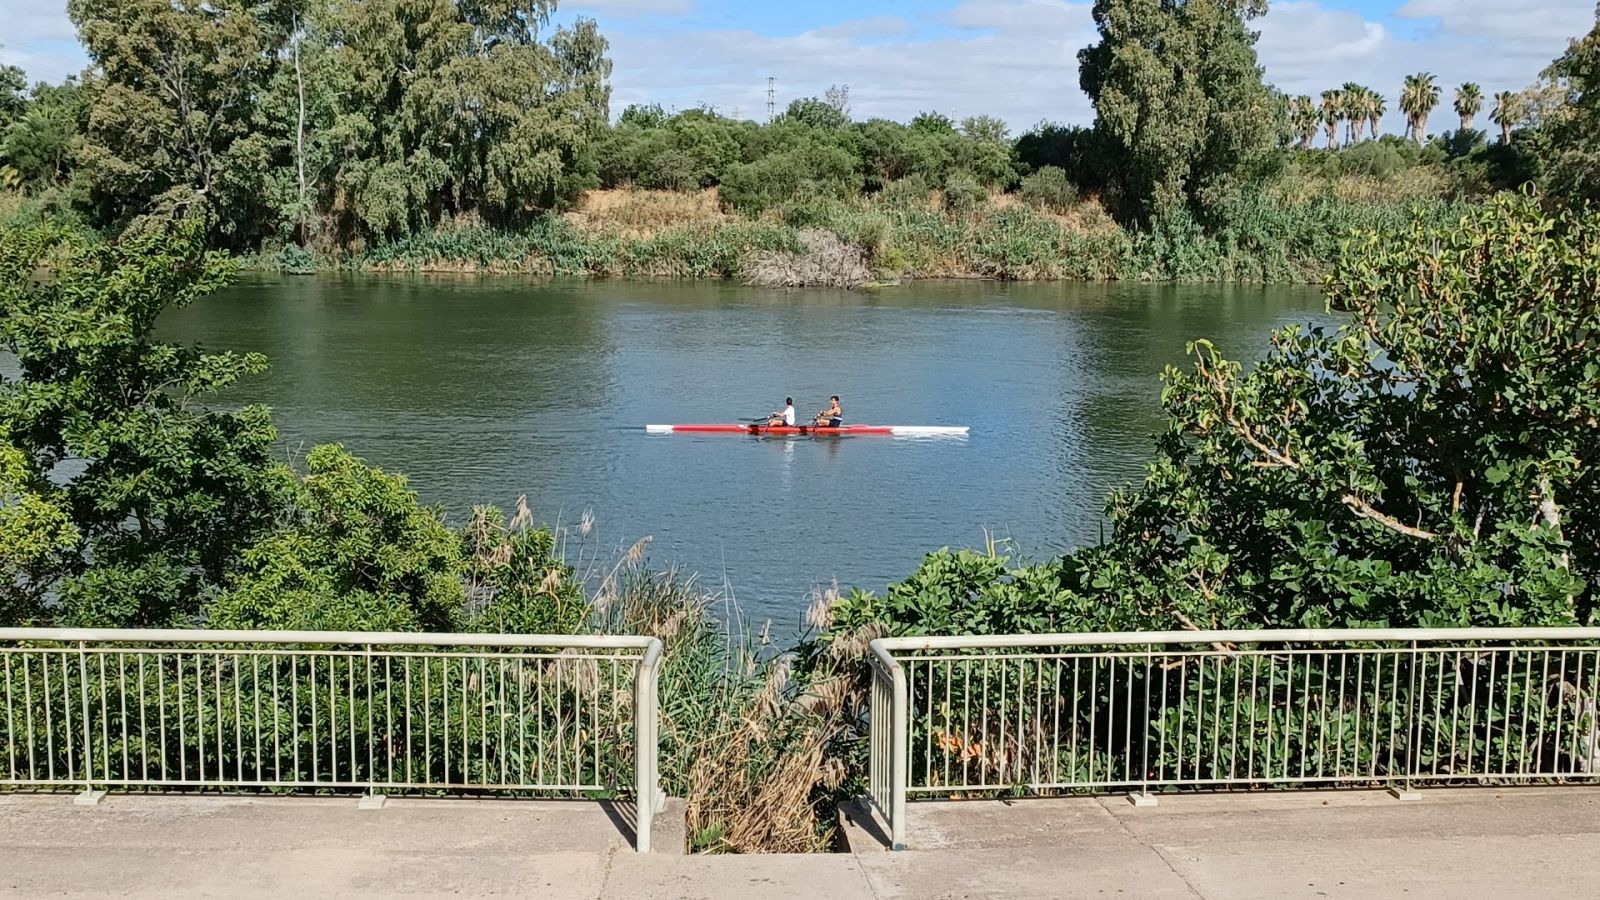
[645,423,968,436]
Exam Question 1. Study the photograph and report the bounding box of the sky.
[3,0,1595,134]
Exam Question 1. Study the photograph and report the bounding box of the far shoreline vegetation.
[1,0,1599,854]
[0,1,1596,287]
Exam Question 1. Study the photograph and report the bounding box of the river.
[159,275,1332,629]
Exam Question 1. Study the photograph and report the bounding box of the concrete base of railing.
[72,790,106,807]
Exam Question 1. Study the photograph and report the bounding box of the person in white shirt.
[765,397,795,426]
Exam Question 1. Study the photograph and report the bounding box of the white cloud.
[813,16,911,40]
[946,0,1094,33]
[1395,0,1593,47]
[0,0,86,84]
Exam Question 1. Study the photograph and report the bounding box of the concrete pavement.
[4,787,1600,898]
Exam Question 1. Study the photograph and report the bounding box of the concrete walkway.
[5,787,1600,898]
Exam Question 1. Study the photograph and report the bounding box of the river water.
[160,275,1331,628]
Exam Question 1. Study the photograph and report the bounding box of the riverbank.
[244,185,1473,287]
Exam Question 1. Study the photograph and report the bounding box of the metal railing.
[867,628,1600,849]
[0,628,665,851]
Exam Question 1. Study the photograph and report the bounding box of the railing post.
[633,638,662,853]
[73,641,104,806]
[890,659,908,851]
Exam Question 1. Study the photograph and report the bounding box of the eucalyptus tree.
[67,0,303,244]
[1454,82,1483,131]
[1078,0,1277,224]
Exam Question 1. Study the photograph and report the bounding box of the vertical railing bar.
[516,657,527,788]
[428,657,438,786]
[1297,652,1310,781]
[251,654,262,782]
[1156,654,1168,784]
[96,652,110,783]
[1211,655,1223,785]
[364,647,374,790]
[308,654,318,784]
[345,653,356,786]
[536,656,545,786]
[1315,651,1329,780]
[77,643,93,791]
[479,657,490,787]
[462,657,472,786]
[1050,657,1062,786]
[1351,653,1364,782]
[3,653,15,781]
[979,657,989,789]
[1466,650,1482,776]
[1517,650,1534,777]
[1140,650,1153,796]
[1087,657,1100,786]
[924,659,933,790]
[1566,651,1586,776]
[24,654,38,780]
[384,655,393,787]
[1386,650,1401,780]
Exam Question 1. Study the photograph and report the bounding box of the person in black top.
[812,395,842,427]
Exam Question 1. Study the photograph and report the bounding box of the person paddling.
[813,395,842,427]
[765,397,795,427]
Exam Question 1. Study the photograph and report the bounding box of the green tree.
[0,431,78,625]
[2,81,86,188]
[1320,88,1342,149]
[1540,9,1600,204]
[68,0,298,244]
[0,222,284,626]
[320,0,611,239]
[1289,95,1318,149]
[1401,72,1440,144]
[782,96,850,130]
[1491,90,1522,144]
[207,444,465,632]
[1454,82,1483,131]
[1079,0,1278,225]
[1059,193,1596,631]
[1366,90,1387,139]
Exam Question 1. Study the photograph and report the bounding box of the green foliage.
[1540,9,1600,204]
[208,444,464,632]
[1090,193,1595,630]
[1078,0,1278,225]
[941,172,987,215]
[0,432,78,625]
[0,221,283,626]
[1019,166,1080,213]
[68,0,295,244]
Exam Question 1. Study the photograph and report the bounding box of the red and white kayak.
[645,423,968,437]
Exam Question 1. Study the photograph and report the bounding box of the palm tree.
[1401,73,1441,145]
[1490,90,1521,144]
[1454,82,1483,132]
[1367,91,1387,140]
[1291,95,1319,149]
[1320,89,1342,150]
[1342,83,1370,143]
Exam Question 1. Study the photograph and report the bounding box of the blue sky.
[5,0,1595,134]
